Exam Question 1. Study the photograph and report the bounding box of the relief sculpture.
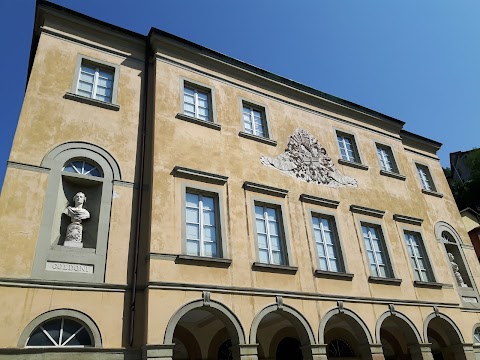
[260,128,358,188]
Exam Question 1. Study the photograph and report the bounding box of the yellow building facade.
[0,2,479,359]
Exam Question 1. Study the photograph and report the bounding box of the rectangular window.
[337,133,359,163]
[243,104,267,137]
[416,164,436,192]
[185,192,218,257]
[255,204,285,265]
[361,224,392,278]
[312,215,342,272]
[404,231,433,282]
[376,145,398,173]
[183,86,211,121]
[76,63,114,103]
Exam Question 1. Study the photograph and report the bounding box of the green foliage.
[445,148,480,211]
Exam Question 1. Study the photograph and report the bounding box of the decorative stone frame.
[177,77,220,130]
[250,303,315,346]
[434,221,480,305]
[423,311,464,344]
[32,142,121,283]
[17,309,102,348]
[319,306,373,345]
[374,310,423,344]
[374,141,406,180]
[414,161,443,198]
[334,129,368,170]
[65,54,120,111]
[179,182,228,260]
[304,204,353,280]
[238,97,276,146]
[395,221,440,287]
[244,184,296,273]
[351,207,401,284]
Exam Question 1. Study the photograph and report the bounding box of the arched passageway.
[250,304,315,360]
[425,313,466,360]
[165,299,245,360]
[320,308,373,360]
[376,312,422,360]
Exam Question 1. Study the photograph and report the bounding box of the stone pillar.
[449,343,476,360]
[359,344,385,360]
[142,344,174,360]
[300,344,328,360]
[231,344,259,360]
[408,343,434,360]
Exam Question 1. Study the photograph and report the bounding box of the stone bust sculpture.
[63,192,90,248]
[448,252,467,288]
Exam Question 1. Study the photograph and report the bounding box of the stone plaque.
[46,261,94,274]
[462,297,478,303]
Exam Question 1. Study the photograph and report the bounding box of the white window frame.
[361,223,393,278]
[77,64,114,102]
[70,55,120,105]
[312,214,343,272]
[185,191,219,257]
[183,85,211,121]
[404,231,434,282]
[337,133,359,163]
[416,163,436,192]
[243,104,267,137]
[254,203,286,265]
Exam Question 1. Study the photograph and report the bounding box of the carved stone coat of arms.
[260,128,358,188]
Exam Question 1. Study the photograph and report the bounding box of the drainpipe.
[129,36,151,347]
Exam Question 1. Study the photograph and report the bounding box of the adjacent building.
[1,1,480,359]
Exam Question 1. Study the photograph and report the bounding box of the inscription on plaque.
[46,261,94,274]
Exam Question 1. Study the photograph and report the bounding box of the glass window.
[183,86,210,121]
[63,160,102,177]
[416,164,436,191]
[76,63,114,103]
[186,192,218,257]
[474,327,480,343]
[255,204,285,265]
[312,215,342,272]
[361,224,392,278]
[376,145,397,173]
[337,134,358,163]
[26,317,93,347]
[404,231,433,282]
[243,105,267,137]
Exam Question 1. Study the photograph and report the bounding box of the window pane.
[272,251,283,265]
[266,208,277,221]
[186,224,199,239]
[187,240,200,255]
[259,249,269,263]
[256,219,266,234]
[203,211,215,226]
[269,221,279,236]
[27,328,53,346]
[319,257,328,271]
[255,206,264,218]
[270,235,281,251]
[257,234,268,249]
[203,226,216,242]
[186,208,199,223]
[41,319,62,344]
[186,193,199,208]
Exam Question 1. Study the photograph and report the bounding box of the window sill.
[175,255,232,268]
[422,189,443,198]
[64,92,120,111]
[176,113,221,131]
[338,159,369,171]
[380,170,406,181]
[413,280,443,289]
[239,131,277,146]
[368,276,402,285]
[252,262,297,274]
[314,270,354,281]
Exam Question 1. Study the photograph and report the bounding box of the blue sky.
[1,1,479,190]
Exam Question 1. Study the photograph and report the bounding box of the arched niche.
[435,222,479,305]
[32,142,121,283]
[17,308,102,348]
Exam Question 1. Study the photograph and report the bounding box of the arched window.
[474,326,480,343]
[63,160,102,177]
[327,338,355,357]
[18,309,102,348]
[26,317,93,347]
